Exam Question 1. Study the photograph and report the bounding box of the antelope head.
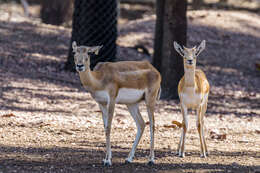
[174,40,206,68]
[72,41,102,72]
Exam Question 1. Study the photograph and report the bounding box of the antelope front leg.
[101,100,115,166]
[99,103,108,130]
[178,104,188,157]
[199,101,209,157]
[125,104,145,163]
[202,101,209,156]
[197,104,207,158]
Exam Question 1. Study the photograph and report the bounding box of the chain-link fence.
[66,0,117,71]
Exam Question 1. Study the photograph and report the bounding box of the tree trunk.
[192,0,203,9]
[65,0,117,71]
[153,0,187,99]
[40,0,73,25]
[219,0,227,3]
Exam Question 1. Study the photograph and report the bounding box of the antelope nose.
[77,64,84,68]
[187,60,193,64]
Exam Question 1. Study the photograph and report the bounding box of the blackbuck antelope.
[72,42,161,166]
[174,40,210,158]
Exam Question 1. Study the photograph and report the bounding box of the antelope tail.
[157,87,161,100]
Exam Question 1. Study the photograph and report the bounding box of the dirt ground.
[0,2,260,173]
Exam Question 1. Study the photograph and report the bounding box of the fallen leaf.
[94,110,102,113]
[2,113,16,118]
[115,113,126,118]
[256,63,260,71]
[210,131,227,140]
[18,123,26,127]
[247,117,253,122]
[116,118,125,124]
[145,121,150,125]
[172,120,182,128]
[60,129,74,135]
[39,123,50,127]
[255,129,260,134]
[70,128,81,132]
[7,122,14,126]
[29,120,44,127]
[163,124,177,129]
[198,14,206,18]
[219,115,224,121]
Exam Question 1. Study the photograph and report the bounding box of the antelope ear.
[195,40,206,57]
[72,41,77,52]
[174,41,184,57]
[82,47,89,54]
[89,45,103,55]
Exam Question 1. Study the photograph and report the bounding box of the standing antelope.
[72,41,161,166]
[174,40,210,158]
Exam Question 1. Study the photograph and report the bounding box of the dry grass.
[0,2,259,173]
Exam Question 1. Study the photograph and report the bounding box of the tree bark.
[40,0,73,25]
[153,0,187,99]
[192,0,203,9]
[65,0,117,71]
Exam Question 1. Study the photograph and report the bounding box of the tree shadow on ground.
[0,21,77,87]
[0,144,258,173]
[120,3,155,22]
[119,14,260,117]
[195,2,260,14]
[0,13,259,118]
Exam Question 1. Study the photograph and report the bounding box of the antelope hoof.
[206,152,210,157]
[178,152,185,158]
[125,159,132,164]
[103,159,112,167]
[147,160,155,166]
[175,151,180,157]
[200,154,207,158]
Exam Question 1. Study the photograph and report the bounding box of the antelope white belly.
[93,88,145,104]
[116,88,145,104]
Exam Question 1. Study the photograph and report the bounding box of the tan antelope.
[72,41,161,166]
[174,40,210,158]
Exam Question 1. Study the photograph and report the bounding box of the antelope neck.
[79,67,100,90]
[184,66,195,87]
